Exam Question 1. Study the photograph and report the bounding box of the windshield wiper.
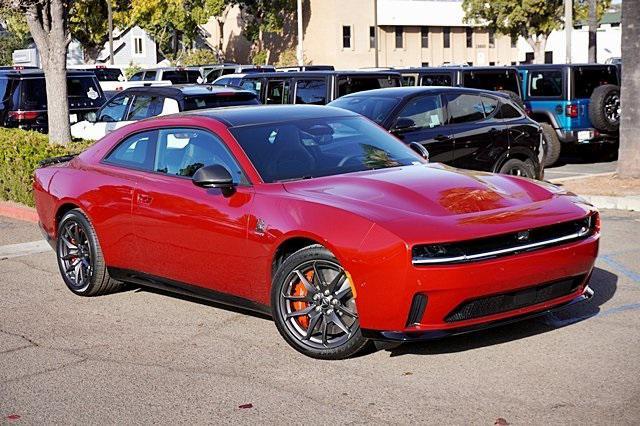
[277,175,314,183]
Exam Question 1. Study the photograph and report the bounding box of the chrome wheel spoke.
[327,271,346,293]
[302,311,322,340]
[312,261,324,288]
[337,305,357,318]
[283,293,312,302]
[286,305,314,319]
[327,311,351,336]
[334,281,352,300]
[321,319,329,347]
[294,270,316,294]
[60,235,76,250]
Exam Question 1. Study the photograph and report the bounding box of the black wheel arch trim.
[492,146,540,176]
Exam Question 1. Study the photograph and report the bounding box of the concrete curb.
[580,195,640,212]
[0,201,38,223]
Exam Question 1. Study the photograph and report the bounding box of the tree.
[231,0,296,64]
[194,0,232,56]
[0,7,31,65]
[617,0,640,178]
[1,0,72,145]
[587,0,597,63]
[462,0,610,64]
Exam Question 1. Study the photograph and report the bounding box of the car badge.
[255,218,267,235]
[516,230,530,242]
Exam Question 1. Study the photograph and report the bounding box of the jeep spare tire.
[498,89,525,110]
[589,84,620,133]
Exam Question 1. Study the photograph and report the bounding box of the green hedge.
[0,128,92,207]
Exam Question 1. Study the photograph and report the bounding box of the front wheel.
[271,245,370,359]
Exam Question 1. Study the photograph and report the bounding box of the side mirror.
[409,142,430,162]
[391,117,416,134]
[192,164,235,191]
[86,112,97,123]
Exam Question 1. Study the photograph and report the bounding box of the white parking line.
[0,240,52,259]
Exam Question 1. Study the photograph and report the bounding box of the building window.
[421,62,429,67]
[395,26,403,49]
[489,61,495,66]
[342,26,351,49]
[466,28,473,48]
[443,27,451,48]
[133,37,144,55]
[369,26,376,49]
[421,26,429,48]
[467,61,473,66]
[489,30,495,48]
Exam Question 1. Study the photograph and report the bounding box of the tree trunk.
[83,45,103,64]
[527,36,548,64]
[25,0,72,145]
[617,0,640,178]
[588,0,597,63]
[217,19,224,53]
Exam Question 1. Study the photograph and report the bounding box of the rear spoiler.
[38,154,78,168]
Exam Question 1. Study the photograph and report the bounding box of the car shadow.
[385,267,617,357]
[549,144,618,168]
[129,286,273,321]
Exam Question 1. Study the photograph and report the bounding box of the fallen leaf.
[238,403,253,409]
[402,372,413,376]
[495,418,509,425]
[7,414,21,421]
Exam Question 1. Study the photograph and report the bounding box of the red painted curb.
[0,201,38,223]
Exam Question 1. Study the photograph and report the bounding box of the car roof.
[394,66,519,73]
[0,69,97,78]
[137,67,201,72]
[516,63,616,69]
[333,86,511,99]
[116,84,257,99]
[185,104,360,127]
[217,70,401,79]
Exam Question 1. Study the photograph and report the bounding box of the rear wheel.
[540,123,561,167]
[56,209,123,296]
[271,245,370,360]
[498,158,535,179]
[589,84,620,133]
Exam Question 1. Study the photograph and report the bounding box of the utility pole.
[107,0,114,65]
[564,0,572,63]
[374,0,379,67]
[588,0,597,63]
[296,0,304,66]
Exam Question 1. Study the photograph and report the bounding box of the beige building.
[201,0,519,68]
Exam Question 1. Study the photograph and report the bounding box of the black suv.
[0,69,106,133]
[211,71,402,105]
[329,86,543,179]
[396,66,524,106]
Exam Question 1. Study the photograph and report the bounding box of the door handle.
[434,134,452,142]
[137,193,153,205]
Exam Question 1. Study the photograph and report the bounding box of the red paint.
[7,414,21,421]
[33,111,599,335]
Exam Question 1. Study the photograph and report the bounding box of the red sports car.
[34,105,599,359]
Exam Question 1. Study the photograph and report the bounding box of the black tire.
[498,89,525,110]
[498,158,536,179]
[271,244,371,360]
[540,123,561,167]
[56,209,123,296]
[589,84,620,133]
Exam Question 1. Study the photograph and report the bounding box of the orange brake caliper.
[291,270,314,328]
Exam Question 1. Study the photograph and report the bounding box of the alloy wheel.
[604,93,621,124]
[57,220,93,291]
[278,260,358,350]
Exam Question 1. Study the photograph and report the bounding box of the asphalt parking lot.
[544,146,618,181]
[1,210,639,424]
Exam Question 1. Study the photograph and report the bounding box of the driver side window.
[396,95,445,130]
[97,95,131,122]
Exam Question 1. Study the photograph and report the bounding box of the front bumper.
[362,285,593,341]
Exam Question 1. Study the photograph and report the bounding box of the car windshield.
[462,70,520,94]
[230,116,423,183]
[329,95,400,124]
[183,93,259,110]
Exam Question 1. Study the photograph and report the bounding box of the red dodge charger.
[34,105,599,359]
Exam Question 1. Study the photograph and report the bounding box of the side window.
[240,79,262,93]
[127,95,164,120]
[396,95,445,130]
[498,102,523,119]
[266,80,290,104]
[0,79,8,103]
[295,79,327,104]
[143,71,157,81]
[154,128,246,183]
[129,72,144,81]
[480,96,499,116]
[529,70,562,97]
[402,76,416,86]
[420,73,452,86]
[98,94,131,122]
[104,130,157,170]
[446,93,486,124]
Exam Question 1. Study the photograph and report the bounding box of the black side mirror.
[408,142,430,162]
[192,164,235,190]
[391,117,416,134]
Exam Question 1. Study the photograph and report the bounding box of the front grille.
[445,275,585,322]
[413,214,597,265]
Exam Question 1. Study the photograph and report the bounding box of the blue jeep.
[517,64,620,166]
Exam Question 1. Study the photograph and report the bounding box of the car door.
[77,92,133,139]
[389,94,454,164]
[130,127,255,299]
[265,78,292,104]
[445,92,508,172]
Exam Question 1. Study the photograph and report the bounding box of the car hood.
[283,164,592,243]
